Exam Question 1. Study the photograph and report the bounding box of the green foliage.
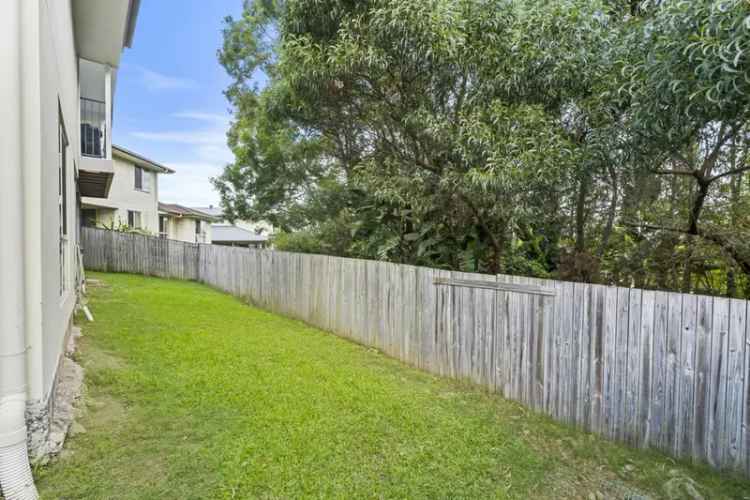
[215,0,750,297]
[99,220,154,236]
[623,0,750,124]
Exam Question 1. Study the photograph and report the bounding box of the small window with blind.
[195,220,202,242]
[134,166,146,191]
[127,210,142,229]
[159,215,168,239]
[142,169,150,192]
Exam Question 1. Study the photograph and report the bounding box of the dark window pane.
[82,209,97,228]
[135,166,143,190]
[80,98,105,158]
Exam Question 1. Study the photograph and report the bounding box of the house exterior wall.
[92,157,160,234]
[37,0,80,405]
[2,0,137,466]
[230,219,274,235]
[200,220,213,244]
[165,217,213,244]
[190,207,275,237]
[8,0,82,452]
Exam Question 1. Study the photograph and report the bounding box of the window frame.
[59,114,68,237]
[127,210,142,229]
[141,169,150,193]
[134,165,143,191]
[81,208,97,228]
[159,215,168,238]
[58,105,69,296]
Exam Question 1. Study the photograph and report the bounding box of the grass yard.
[37,273,750,499]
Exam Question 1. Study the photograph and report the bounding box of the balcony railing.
[80,97,106,158]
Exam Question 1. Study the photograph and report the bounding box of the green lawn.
[37,273,749,499]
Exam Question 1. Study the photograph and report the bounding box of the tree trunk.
[596,164,618,258]
[574,173,589,252]
[681,235,694,293]
[727,268,737,297]
[687,176,710,235]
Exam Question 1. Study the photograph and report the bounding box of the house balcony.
[78,60,115,198]
[81,97,107,158]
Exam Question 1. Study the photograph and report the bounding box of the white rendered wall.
[167,217,212,244]
[231,219,274,235]
[36,0,80,403]
[97,157,160,234]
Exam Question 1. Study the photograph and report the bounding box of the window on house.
[58,107,69,295]
[159,215,168,239]
[80,97,106,158]
[127,210,141,229]
[134,166,143,190]
[59,127,68,236]
[195,220,201,235]
[142,170,150,192]
[81,209,97,228]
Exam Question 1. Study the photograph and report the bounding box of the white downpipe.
[0,0,38,498]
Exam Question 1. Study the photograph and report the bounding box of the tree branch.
[700,122,741,177]
[707,164,750,183]
[649,167,696,176]
[624,221,750,277]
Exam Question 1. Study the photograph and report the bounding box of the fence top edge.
[80,227,750,305]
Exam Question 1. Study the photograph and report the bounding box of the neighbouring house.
[191,205,273,248]
[0,0,140,496]
[158,203,217,244]
[81,145,174,234]
[210,225,271,249]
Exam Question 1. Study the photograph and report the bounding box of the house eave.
[124,0,141,48]
[72,0,140,67]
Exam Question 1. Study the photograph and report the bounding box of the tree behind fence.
[81,227,750,477]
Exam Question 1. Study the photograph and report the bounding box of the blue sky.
[113,1,246,207]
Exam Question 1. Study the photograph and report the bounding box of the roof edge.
[158,202,220,221]
[113,145,175,174]
[124,0,141,48]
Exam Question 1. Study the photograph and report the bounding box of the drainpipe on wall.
[0,0,39,498]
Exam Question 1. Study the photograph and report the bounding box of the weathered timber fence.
[81,227,750,477]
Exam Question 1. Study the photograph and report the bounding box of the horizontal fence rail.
[80,227,750,477]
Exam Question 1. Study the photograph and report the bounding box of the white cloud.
[159,162,224,206]
[131,130,226,145]
[172,111,230,123]
[130,111,235,206]
[195,144,234,164]
[132,65,198,91]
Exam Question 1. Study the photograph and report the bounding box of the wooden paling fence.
[81,227,750,477]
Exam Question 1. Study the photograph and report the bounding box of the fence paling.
[80,227,750,478]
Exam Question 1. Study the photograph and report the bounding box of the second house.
[81,145,174,234]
